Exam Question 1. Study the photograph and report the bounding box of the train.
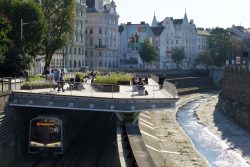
[28,115,64,154]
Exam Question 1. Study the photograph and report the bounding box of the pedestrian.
[57,73,65,92]
[24,71,29,80]
[44,67,50,80]
[159,75,164,89]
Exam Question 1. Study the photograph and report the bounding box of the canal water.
[176,98,250,167]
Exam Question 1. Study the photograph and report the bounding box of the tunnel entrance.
[12,108,120,167]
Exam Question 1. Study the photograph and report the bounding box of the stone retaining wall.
[220,68,250,132]
[222,69,250,104]
[218,94,250,132]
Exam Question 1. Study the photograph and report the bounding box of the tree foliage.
[0,0,46,76]
[242,37,250,52]
[139,39,157,63]
[0,14,12,64]
[194,51,213,70]
[171,47,185,69]
[36,0,76,72]
[209,27,246,67]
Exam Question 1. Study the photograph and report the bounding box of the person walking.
[57,73,65,92]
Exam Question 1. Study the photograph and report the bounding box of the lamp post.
[20,19,36,53]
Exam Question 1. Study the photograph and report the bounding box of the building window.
[80,35,83,42]
[69,60,72,67]
[90,28,93,34]
[99,61,102,67]
[90,39,93,46]
[85,28,87,34]
[99,39,102,46]
[75,33,77,42]
[79,48,81,55]
[74,48,77,54]
[99,51,102,56]
[85,50,88,56]
[74,60,77,67]
[99,28,102,34]
[78,60,81,67]
[90,50,93,56]
[80,21,82,30]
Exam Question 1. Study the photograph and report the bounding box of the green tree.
[0,14,12,64]
[36,0,76,72]
[0,0,46,75]
[194,51,213,70]
[209,27,247,66]
[230,36,246,59]
[139,39,157,63]
[209,27,231,67]
[171,47,185,69]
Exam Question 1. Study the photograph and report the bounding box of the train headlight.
[30,141,44,147]
[46,142,62,147]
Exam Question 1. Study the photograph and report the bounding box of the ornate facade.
[85,0,119,69]
[158,12,197,69]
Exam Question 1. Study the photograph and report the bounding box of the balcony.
[95,45,107,48]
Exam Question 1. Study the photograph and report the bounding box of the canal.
[176,98,250,167]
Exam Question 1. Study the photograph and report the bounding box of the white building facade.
[158,12,197,69]
[85,0,119,69]
[197,28,210,55]
[118,12,206,70]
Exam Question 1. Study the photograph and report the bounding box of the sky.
[114,0,250,29]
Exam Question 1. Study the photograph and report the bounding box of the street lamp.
[20,19,36,53]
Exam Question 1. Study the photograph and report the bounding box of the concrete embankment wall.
[151,75,178,98]
[220,68,250,131]
[0,92,28,167]
[0,92,16,167]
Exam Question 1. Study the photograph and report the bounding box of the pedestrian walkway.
[14,78,175,100]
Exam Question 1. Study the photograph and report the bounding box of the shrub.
[23,81,52,87]
[94,73,131,84]
[75,72,88,79]
[28,75,44,81]
[21,81,54,89]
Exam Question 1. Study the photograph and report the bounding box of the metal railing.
[0,77,26,92]
[10,82,175,100]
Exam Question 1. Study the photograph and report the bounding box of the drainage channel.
[176,98,249,167]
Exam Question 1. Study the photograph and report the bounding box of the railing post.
[8,78,11,90]
[112,85,113,98]
[153,85,154,99]
[91,83,93,97]
[1,78,3,92]
[15,76,17,90]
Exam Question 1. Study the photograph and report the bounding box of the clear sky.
[115,0,250,29]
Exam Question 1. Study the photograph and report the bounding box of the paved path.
[14,78,174,99]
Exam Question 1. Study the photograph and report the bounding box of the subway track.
[13,111,120,167]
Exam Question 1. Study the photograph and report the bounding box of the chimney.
[190,19,194,24]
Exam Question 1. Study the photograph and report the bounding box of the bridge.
[8,77,178,123]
